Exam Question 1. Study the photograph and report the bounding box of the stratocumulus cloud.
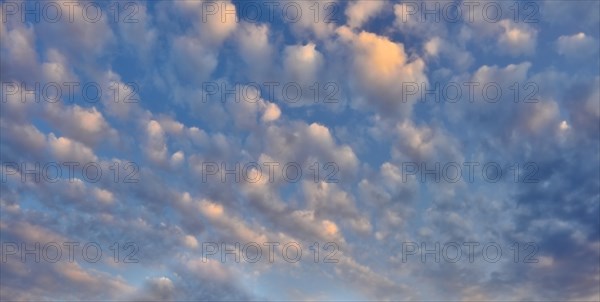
[1,1,599,301]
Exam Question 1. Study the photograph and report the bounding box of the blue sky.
[1,0,599,300]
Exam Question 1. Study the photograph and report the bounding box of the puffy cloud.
[517,100,560,134]
[345,0,386,29]
[337,29,427,117]
[44,105,115,147]
[170,150,185,167]
[303,181,372,236]
[173,0,237,44]
[144,120,168,165]
[182,234,199,249]
[287,209,344,242]
[424,37,442,57]
[157,116,185,136]
[170,34,218,84]
[40,49,77,84]
[116,3,157,61]
[95,70,143,119]
[260,121,359,182]
[198,1,238,44]
[0,121,46,155]
[48,134,98,163]
[567,76,600,139]
[393,3,447,38]
[392,120,462,162]
[235,22,273,76]
[137,277,176,300]
[224,84,282,130]
[557,32,599,58]
[261,102,281,122]
[34,0,115,65]
[423,37,474,69]
[93,188,115,205]
[283,43,324,85]
[285,1,338,39]
[0,22,38,80]
[0,220,135,300]
[497,20,537,56]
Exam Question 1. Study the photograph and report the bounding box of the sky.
[0,0,599,300]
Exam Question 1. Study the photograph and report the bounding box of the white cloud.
[94,188,115,205]
[283,43,324,84]
[41,49,78,84]
[286,1,338,39]
[0,121,46,153]
[96,70,142,119]
[35,1,115,64]
[423,37,474,69]
[236,23,272,71]
[145,120,168,165]
[174,0,237,45]
[261,121,359,182]
[393,3,447,38]
[183,234,199,249]
[44,105,115,147]
[48,134,98,163]
[346,0,386,29]
[0,23,38,80]
[170,35,218,83]
[518,101,560,134]
[557,32,598,58]
[497,20,537,56]
[392,120,462,163]
[337,28,427,117]
[261,102,281,122]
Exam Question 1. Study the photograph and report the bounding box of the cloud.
[1,0,599,300]
[170,34,219,84]
[283,43,324,85]
[0,121,46,155]
[144,120,168,165]
[0,22,38,80]
[496,20,537,56]
[302,181,372,236]
[260,121,359,182]
[337,28,427,117]
[48,133,98,163]
[44,105,116,147]
[285,1,338,39]
[557,32,599,58]
[93,188,115,205]
[261,102,281,122]
[235,22,273,77]
[423,36,474,69]
[35,0,115,65]
[345,0,387,29]
[0,220,135,300]
[392,120,462,162]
